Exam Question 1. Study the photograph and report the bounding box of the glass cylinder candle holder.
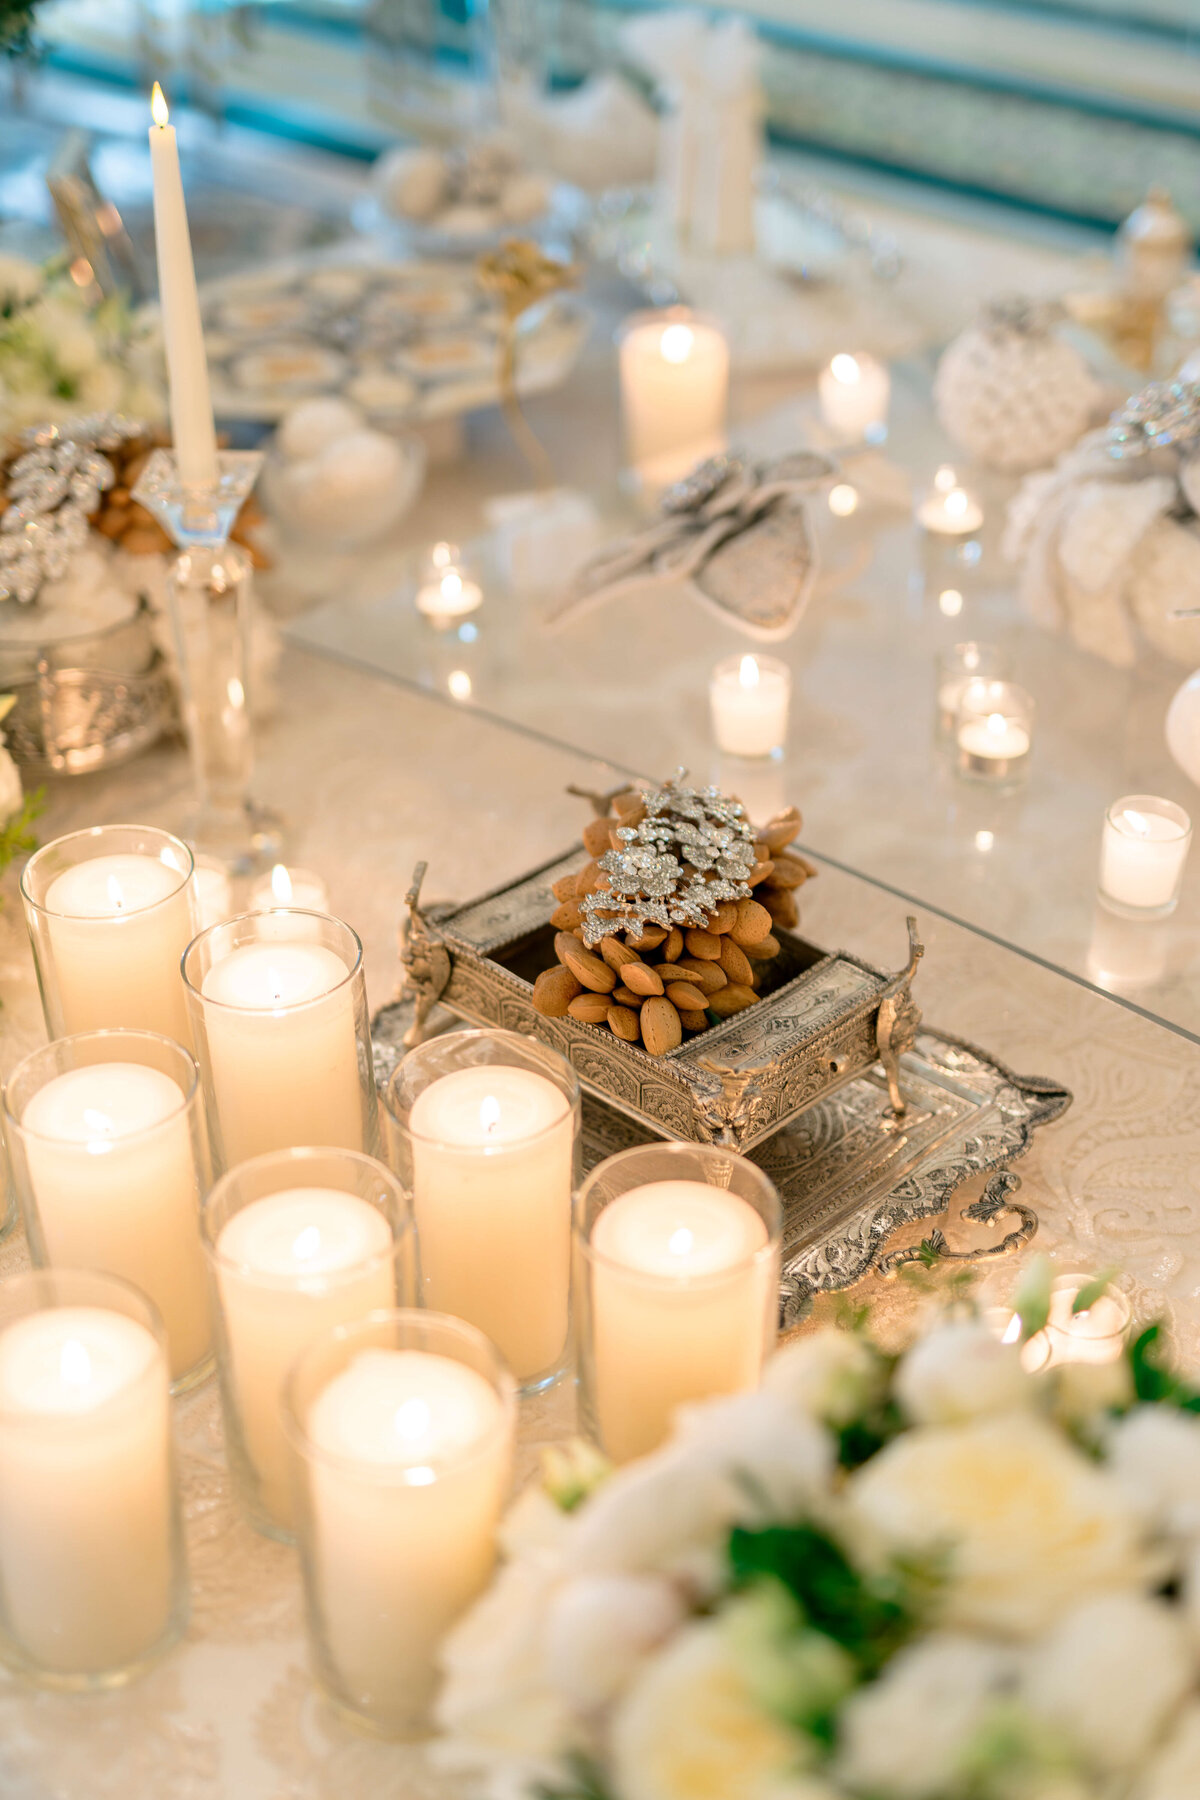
[1044,1274,1132,1367]
[1098,795,1192,919]
[192,853,235,930]
[203,1145,415,1540]
[21,825,197,1044]
[618,307,729,494]
[574,1142,783,1464]
[956,680,1034,782]
[383,1027,580,1395]
[709,653,791,759]
[284,1308,515,1738]
[3,1030,214,1392]
[183,909,377,1169]
[0,1268,187,1689]
[817,351,890,443]
[935,642,1009,735]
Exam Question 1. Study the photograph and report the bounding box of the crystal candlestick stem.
[133,450,282,870]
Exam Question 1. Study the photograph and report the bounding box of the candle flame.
[270,863,293,904]
[448,670,472,702]
[830,353,860,385]
[395,1397,431,1440]
[106,874,126,912]
[963,646,980,671]
[227,676,245,710]
[432,541,454,569]
[660,323,694,364]
[975,830,995,852]
[1122,809,1151,837]
[60,1338,92,1386]
[986,713,1007,736]
[479,1095,502,1135]
[405,1466,436,1486]
[292,1225,322,1262]
[828,483,859,517]
[939,588,963,617]
[945,488,969,518]
[151,81,170,128]
[668,1226,694,1256]
[738,654,760,689]
[442,571,463,601]
[1001,1314,1021,1346]
[934,464,957,493]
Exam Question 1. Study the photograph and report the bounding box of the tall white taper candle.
[148,82,219,490]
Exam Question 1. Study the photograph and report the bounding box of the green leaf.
[1072,1269,1118,1315]
[1010,1254,1052,1342]
[0,786,43,883]
[532,1751,614,1800]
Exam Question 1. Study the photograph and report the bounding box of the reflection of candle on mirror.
[817,352,890,441]
[416,545,483,624]
[709,653,791,758]
[918,467,984,536]
[249,863,330,914]
[1098,796,1192,916]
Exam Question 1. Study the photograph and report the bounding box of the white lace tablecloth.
[4,645,1200,1797]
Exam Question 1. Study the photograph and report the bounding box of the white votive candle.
[956,681,1034,780]
[193,855,234,930]
[300,1342,511,1730]
[709,653,791,758]
[918,467,984,537]
[214,1187,396,1531]
[0,1302,175,1679]
[248,863,331,914]
[408,1067,574,1383]
[619,309,729,486]
[1099,796,1192,917]
[1044,1275,1132,1367]
[17,1061,209,1384]
[817,352,890,441]
[589,1179,774,1462]
[416,567,483,624]
[197,936,364,1164]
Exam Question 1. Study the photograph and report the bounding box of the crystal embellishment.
[0,413,143,606]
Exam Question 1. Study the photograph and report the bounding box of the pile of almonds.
[533,793,816,1056]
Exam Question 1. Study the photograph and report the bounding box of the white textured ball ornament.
[372,145,448,222]
[499,173,551,225]
[276,396,365,462]
[271,428,424,547]
[1168,669,1200,789]
[1130,518,1200,667]
[935,300,1099,474]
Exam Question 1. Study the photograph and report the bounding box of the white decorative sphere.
[372,145,448,222]
[1167,666,1200,787]
[271,428,425,548]
[276,396,365,462]
[1129,517,1200,666]
[935,304,1099,474]
[438,203,499,238]
[499,173,551,225]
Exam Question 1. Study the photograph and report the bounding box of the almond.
[607,1005,641,1042]
[621,961,664,997]
[745,933,781,960]
[533,966,582,1017]
[708,983,757,1017]
[640,996,682,1056]
[558,940,617,993]
[551,875,578,903]
[748,859,775,886]
[663,926,684,962]
[551,900,583,930]
[627,925,667,951]
[677,1008,710,1032]
[718,938,754,985]
[613,789,644,817]
[677,957,727,994]
[761,888,799,930]
[600,936,638,973]
[582,816,613,858]
[730,898,772,946]
[613,984,643,1008]
[708,902,739,935]
[769,853,815,890]
[575,859,604,897]
[762,807,802,853]
[93,507,129,540]
[684,928,722,961]
[665,982,707,1011]
[613,799,646,828]
[569,992,614,1023]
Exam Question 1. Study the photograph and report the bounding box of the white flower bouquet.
[436,1276,1200,1800]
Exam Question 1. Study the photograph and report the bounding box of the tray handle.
[398,862,452,1048]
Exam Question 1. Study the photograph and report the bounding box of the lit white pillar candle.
[300,1344,511,1730]
[248,863,331,914]
[709,653,791,758]
[817,352,890,441]
[214,1187,396,1530]
[148,83,219,490]
[198,940,363,1164]
[25,837,196,1044]
[17,1063,210,1384]
[1099,796,1192,916]
[917,466,984,537]
[0,1304,174,1679]
[619,310,729,487]
[409,1067,573,1382]
[589,1179,775,1462]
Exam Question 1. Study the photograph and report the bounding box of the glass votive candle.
[248,862,331,914]
[956,680,1034,781]
[709,653,791,759]
[3,1030,214,1392]
[1044,1274,1132,1367]
[192,853,235,931]
[618,307,729,491]
[817,351,890,442]
[917,465,984,537]
[183,909,377,1169]
[202,1145,415,1539]
[284,1308,515,1738]
[414,541,484,629]
[383,1027,580,1395]
[935,642,1009,735]
[1098,795,1192,919]
[0,1268,186,1689]
[574,1141,783,1464]
[981,1305,1053,1374]
[21,825,197,1044]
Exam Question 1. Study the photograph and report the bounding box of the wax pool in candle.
[1099,800,1191,914]
[249,864,331,914]
[0,1307,174,1676]
[817,352,890,440]
[199,941,363,1164]
[409,1067,573,1382]
[709,654,791,759]
[957,711,1031,770]
[215,1187,395,1530]
[303,1347,510,1728]
[1044,1280,1131,1366]
[619,313,729,485]
[38,850,195,1043]
[589,1179,774,1462]
[20,1063,209,1383]
[148,83,218,490]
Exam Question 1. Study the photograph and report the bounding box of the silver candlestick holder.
[134,449,283,871]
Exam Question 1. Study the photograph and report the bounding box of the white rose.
[851,1413,1148,1637]
[895,1320,1031,1426]
[762,1329,883,1427]
[544,1572,685,1711]
[79,362,123,412]
[834,1632,1014,1798]
[0,254,43,304]
[436,1556,573,1762]
[610,1618,806,1800]
[499,1479,576,1561]
[0,744,23,825]
[1022,1593,1191,1774]
[1135,1700,1200,1800]
[1108,1406,1200,1544]
[1051,1358,1133,1434]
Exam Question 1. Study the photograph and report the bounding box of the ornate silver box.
[401,846,924,1154]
